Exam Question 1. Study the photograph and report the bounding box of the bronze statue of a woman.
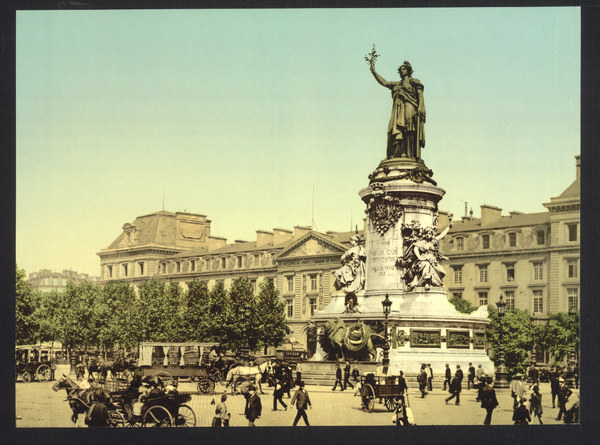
[369,60,426,160]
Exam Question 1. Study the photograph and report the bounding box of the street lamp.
[239,306,252,362]
[565,308,578,388]
[529,315,537,382]
[494,295,509,389]
[381,293,392,367]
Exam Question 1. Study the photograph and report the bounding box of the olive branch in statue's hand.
[364,44,379,69]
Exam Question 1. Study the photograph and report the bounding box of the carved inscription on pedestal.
[447,330,471,349]
[409,329,441,348]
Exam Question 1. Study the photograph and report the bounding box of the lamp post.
[565,309,578,388]
[381,293,392,367]
[494,295,509,389]
[239,306,252,363]
[529,315,537,383]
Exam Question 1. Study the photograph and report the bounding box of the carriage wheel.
[143,405,173,427]
[108,410,125,427]
[361,384,375,412]
[384,397,398,412]
[152,371,174,387]
[36,364,52,382]
[21,371,32,383]
[175,404,196,427]
[197,378,215,394]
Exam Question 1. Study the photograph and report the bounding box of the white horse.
[225,361,269,394]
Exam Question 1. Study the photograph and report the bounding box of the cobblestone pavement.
[16,374,576,428]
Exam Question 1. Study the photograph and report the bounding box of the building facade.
[97,156,580,349]
[28,269,100,293]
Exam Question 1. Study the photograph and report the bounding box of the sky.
[16,7,580,277]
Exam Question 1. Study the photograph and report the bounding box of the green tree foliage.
[57,281,101,350]
[16,266,39,345]
[449,296,477,314]
[205,280,232,347]
[485,305,533,377]
[255,278,290,349]
[34,290,62,344]
[534,311,579,363]
[228,276,258,350]
[181,280,210,341]
[136,279,183,342]
[96,281,138,349]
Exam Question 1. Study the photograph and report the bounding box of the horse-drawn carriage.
[137,342,221,394]
[16,345,56,383]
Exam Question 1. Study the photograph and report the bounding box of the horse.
[52,374,110,427]
[87,353,138,382]
[225,361,269,394]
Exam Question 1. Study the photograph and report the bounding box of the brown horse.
[52,374,110,426]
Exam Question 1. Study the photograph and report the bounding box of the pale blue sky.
[16,8,580,276]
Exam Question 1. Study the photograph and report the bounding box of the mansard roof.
[449,212,549,233]
[102,211,180,251]
[557,178,580,199]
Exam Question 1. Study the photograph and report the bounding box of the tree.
[255,278,290,351]
[228,277,257,351]
[181,280,210,341]
[137,279,183,342]
[205,280,232,347]
[56,281,101,351]
[448,296,477,314]
[16,266,39,345]
[96,281,138,349]
[485,305,533,377]
[534,311,579,363]
[34,290,62,344]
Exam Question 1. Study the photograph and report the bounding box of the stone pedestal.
[310,160,494,377]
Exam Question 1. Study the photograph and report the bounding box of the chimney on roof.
[207,236,227,251]
[480,205,502,225]
[256,230,274,248]
[575,155,580,180]
[273,228,293,245]
[437,211,453,230]
[293,225,312,239]
[509,211,523,217]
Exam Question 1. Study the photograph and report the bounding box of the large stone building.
[28,269,100,293]
[97,156,580,349]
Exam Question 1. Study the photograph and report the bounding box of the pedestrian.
[513,397,532,425]
[295,361,303,385]
[212,395,230,427]
[397,370,408,407]
[85,390,110,428]
[244,386,262,427]
[352,367,360,383]
[529,383,543,424]
[445,375,461,405]
[550,367,560,408]
[417,364,428,398]
[426,364,433,391]
[443,363,451,391]
[555,377,572,422]
[510,373,525,409]
[344,361,354,390]
[467,363,475,390]
[291,381,311,426]
[332,364,344,391]
[478,376,499,425]
[272,379,288,411]
[455,364,464,385]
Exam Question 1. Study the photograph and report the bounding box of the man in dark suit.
[468,363,476,390]
[244,386,262,427]
[445,365,463,405]
[479,376,499,425]
[332,364,344,391]
[556,377,572,422]
[343,361,354,390]
[456,364,464,384]
[444,364,451,391]
[418,364,428,398]
[291,381,312,426]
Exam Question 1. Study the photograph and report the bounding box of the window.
[237,256,243,268]
[122,264,128,277]
[251,279,257,294]
[567,223,578,242]
[567,288,578,311]
[205,258,211,270]
[310,298,317,316]
[482,234,490,249]
[478,292,488,306]
[536,230,545,245]
[189,260,196,272]
[508,232,517,247]
[138,262,144,276]
[533,262,544,281]
[533,290,544,313]
[287,276,294,292]
[452,292,462,299]
[567,259,578,278]
[505,290,515,309]
[161,263,167,274]
[478,265,488,283]
[107,265,113,278]
[456,237,464,251]
[286,299,294,318]
[221,257,227,269]
[254,254,260,266]
[452,266,463,284]
[310,275,318,291]
[505,264,515,282]
[176,262,181,273]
